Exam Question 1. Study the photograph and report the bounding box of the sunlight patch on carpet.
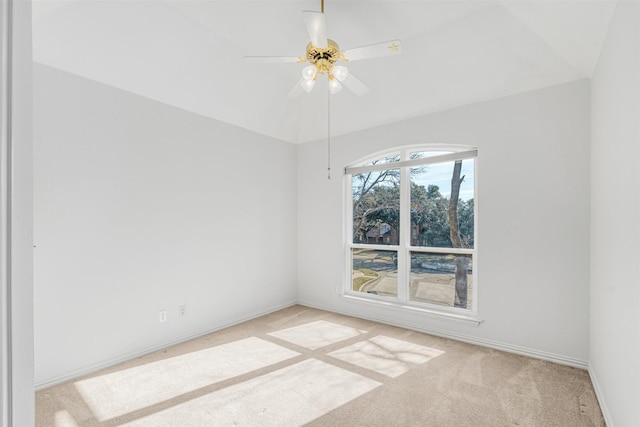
[75,337,299,421]
[122,358,381,427]
[267,320,366,349]
[54,410,79,427]
[328,335,444,377]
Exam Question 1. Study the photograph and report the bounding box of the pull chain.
[322,0,329,179]
[327,85,331,180]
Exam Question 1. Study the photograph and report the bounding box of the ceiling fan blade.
[342,40,402,62]
[288,79,305,98]
[342,73,370,96]
[244,56,302,64]
[303,11,328,48]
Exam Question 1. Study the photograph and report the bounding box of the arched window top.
[347,145,477,175]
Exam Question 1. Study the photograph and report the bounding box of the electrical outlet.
[179,305,187,317]
[159,310,168,323]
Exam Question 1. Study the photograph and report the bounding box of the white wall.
[590,2,640,426]
[33,64,297,386]
[297,80,591,366]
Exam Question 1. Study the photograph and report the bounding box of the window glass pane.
[410,159,474,248]
[409,252,472,309]
[352,169,400,245]
[351,249,397,297]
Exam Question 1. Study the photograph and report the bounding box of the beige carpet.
[36,305,605,426]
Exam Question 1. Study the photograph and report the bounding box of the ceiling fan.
[244,2,402,97]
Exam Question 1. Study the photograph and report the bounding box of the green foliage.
[426,184,442,199]
[352,172,400,243]
[411,183,450,247]
[353,174,474,248]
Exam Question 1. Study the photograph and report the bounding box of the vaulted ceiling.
[32,0,617,143]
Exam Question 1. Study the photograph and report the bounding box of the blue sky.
[411,159,474,201]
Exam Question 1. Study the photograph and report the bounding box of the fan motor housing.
[306,39,341,73]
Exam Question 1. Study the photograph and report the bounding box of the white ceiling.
[32,0,618,143]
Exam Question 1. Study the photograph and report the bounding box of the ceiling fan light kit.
[245,6,402,97]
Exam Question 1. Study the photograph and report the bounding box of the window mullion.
[397,165,410,302]
[345,176,353,294]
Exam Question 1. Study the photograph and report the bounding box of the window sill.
[342,293,483,327]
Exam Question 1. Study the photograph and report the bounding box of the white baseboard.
[588,365,613,427]
[36,298,590,390]
[35,300,297,390]
[297,299,589,370]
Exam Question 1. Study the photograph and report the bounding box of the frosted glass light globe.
[328,78,342,94]
[302,65,317,81]
[301,78,316,93]
[333,66,349,82]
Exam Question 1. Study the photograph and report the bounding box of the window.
[346,147,477,314]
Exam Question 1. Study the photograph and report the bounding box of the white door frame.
[0,0,15,422]
[1,0,34,425]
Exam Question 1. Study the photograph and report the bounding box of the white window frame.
[344,145,480,324]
